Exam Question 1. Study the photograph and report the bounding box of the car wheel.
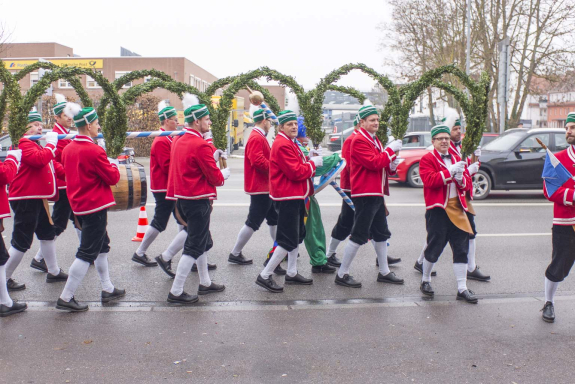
[407,163,423,188]
[472,170,491,200]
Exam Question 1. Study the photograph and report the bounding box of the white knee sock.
[286,247,299,278]
[453,263,468,293]
[60,259,90,302]
[196,253,212,286]
[94,253,114,293]
[161,230,187,262]
[268,225,277,242]
[467,239,476,272]
[5,247,25,279]
[0,265,13,307]
[260,246,288,279]
[338,240,361,278]
[372,240,390,276]
[327,237,341,257]
[545,277,560,303]
[417,241,427,264]
[231,225,255,256]
[34,248,43,262]
[75,228,82,242]
[136,227,160,256]
[40,240,60,275]
[177,224,184,232]
[422,259,434,282]
[170,254,195,296]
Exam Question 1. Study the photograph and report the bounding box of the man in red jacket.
[31,94,79,273]
[0,149,27,317]
[56,105,124,312]
[165,103,228,304]
[4,111,68,292]
[256,110,322,293]
[418,124,477,303]
[541,113,575,322]
[228,109,277,265]
[335,105,404,288]
[132,102,179,267]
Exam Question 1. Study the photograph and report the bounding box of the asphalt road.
[2,157,574,383]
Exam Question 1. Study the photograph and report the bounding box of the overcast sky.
[1,0,393,91]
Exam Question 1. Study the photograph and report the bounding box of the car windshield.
[482,131,525,151]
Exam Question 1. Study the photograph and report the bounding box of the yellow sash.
[445,197,473,234]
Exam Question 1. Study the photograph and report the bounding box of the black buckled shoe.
[0,301,28,317]
[326,254,341,267]
[420,281,434,297]
[541,301,555,323]
[198,282,226,295]
[311,264,336,274]
[167,291,199,304]
[285,273,313,285]
[155,255,175,278]
[377,271,404,284]
[101,288,126,303]
[456,289,478,304]
[335,274,362,288]
[7,278,25,292]
[256,274,283,293]
[228,252,253,265]
[46,269,68,283]
[377,256,402,266]
[131,253,158,267]
[414,261,437,276]
[263,258,287,275]
[467,266,491,282]
[192,263,217,272]
[56,297,89,312]
[30,258,48,273]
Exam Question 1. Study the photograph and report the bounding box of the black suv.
[473,128,567,199]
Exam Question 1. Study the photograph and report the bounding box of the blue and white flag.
[542,147,574,197]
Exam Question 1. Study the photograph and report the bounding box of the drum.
[110,163,147,211]
[313,159,346,194]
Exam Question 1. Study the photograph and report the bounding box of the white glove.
[310,156,323,167]
[454,169,464,183]
[213,149,227,162]
[390,158,400,172]
[203,131,213,140]
[220,167,230,180]
[468,162,480,175]
[45,131,58,147]
[309,146,323,157]
[7,149,22,163]
[107,157,119,166]
[448,161,466,176]
[474,147,482,158]
[387,139,402,153]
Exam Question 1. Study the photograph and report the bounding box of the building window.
[115,71,132,88]
[59,78,73,89]
[203,80,208,92]
[30,72,39,88]
[189,75,195,86]
[86,71,103,88]
[144,76,152,83]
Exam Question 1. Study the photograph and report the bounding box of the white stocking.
[230,225,255,256]
[327,237,341,257]
[338,240,361,278]
[545,277,559,303]
[94,253,114,293]
[286,247,299,278]
[136,227,160,256]
[417,241,427,264]
[40,240,60,275]
[60,259,90,302]
[422,259,434,282]
[453,263,468,293]
[0,265,13,307]
[170,254,195,296]
[467,239,476,272]
[372,240,390,276]
[161,230,187,262]
[4,247,25,279]
[268,225,277,242]
[260,246,288,279]
[196,253,212,286]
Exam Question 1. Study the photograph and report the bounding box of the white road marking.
[477,233,551,237]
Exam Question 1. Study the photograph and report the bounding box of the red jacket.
[167,129,224,200]
[0,155,19,218]
[8,138,63,200]
[349,128,395,198]
[244,127,271,194]
[544,145,575,226]
[420,149,472,211]
[340,131,358,192]
[53,123,72,189]
[62,135,120,215]
[269,131,316,201]
[150,129,173,193]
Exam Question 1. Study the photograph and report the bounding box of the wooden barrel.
[110,164,147,211]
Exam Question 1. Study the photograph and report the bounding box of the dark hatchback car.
[473,128,567,199]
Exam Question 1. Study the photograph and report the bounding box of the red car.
[389,133,500,187]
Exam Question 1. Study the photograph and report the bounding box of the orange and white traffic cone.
[131,206,149,242]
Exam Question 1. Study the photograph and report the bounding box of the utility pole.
[497,37,511,134]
